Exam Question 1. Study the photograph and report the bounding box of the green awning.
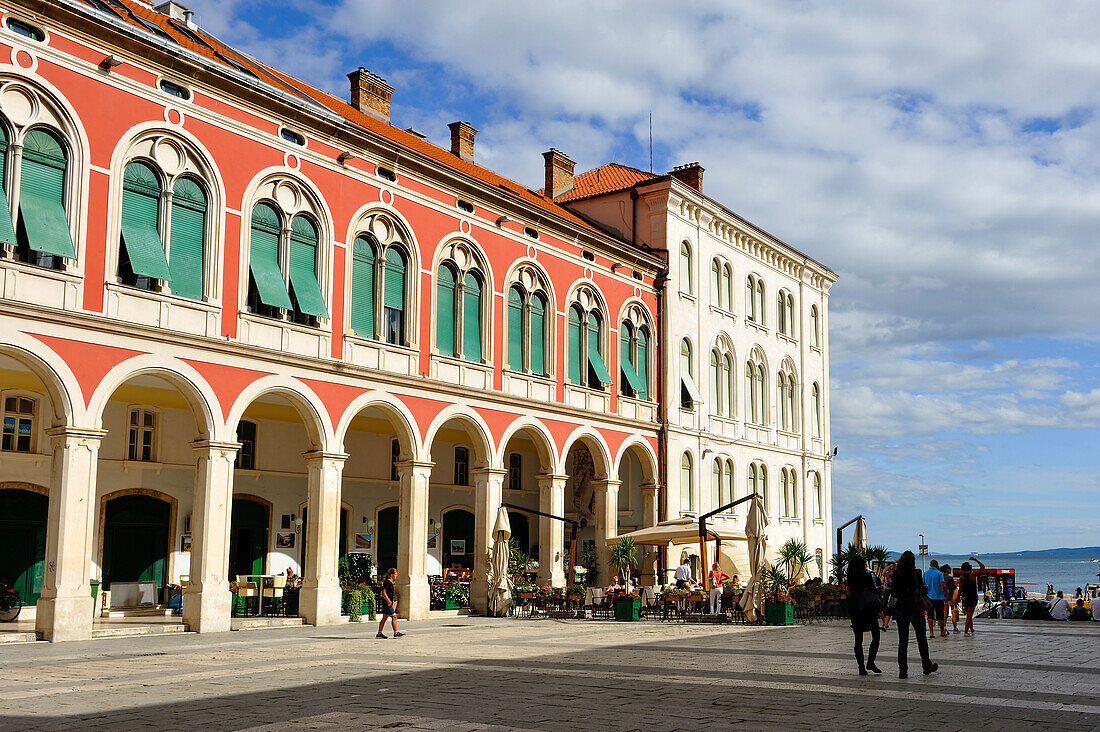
[121,219,172,281]
[289,266,329,318]
[0,197,17,247]
[621,357,647,396]
[249,253,292,310]
[19,191,76,259]
[587,336,613,386]
[682,372,703,404]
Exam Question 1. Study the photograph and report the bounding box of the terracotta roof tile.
[553,163,658,203]
[90,0,625,244]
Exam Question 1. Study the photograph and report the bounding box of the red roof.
[82,0,626,244]
[553,163,658,203]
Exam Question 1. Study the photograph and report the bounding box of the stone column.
[36,427,106,642]
[593,479,621,585]
[183,440,239,634]
[396,460,433,620]
[299,451,348,627]
[641,482,660,586]
[536,474,568,587]
[470,467,506,615]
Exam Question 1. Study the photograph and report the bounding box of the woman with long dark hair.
[891,550,937,678]
[846,554,881,675]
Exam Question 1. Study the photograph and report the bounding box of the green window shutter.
[507,285,524,371]
[636,329,649,401]
[287,215,328,318]
[618,323,645,396]
[586,315,612,386]
[567,306,582,384]
[248,203,292,310]
[436,264,456,356]
[530,293,546,376]
[18,129,76,259]
[383,248,406,310]
[168,177,205,298]
[350,235,375,337]
[462,271,482,362]
[0,127,16,247]
[120,162,172,281]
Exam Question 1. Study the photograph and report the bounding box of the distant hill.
[888,546,1100,558]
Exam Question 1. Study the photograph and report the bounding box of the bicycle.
[0,582,22,623]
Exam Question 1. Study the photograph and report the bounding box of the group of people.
[673,559,740,614]
[1044,589,1099,621]
[848,552,986,678]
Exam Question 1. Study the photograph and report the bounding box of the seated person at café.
[1068,599,1092,621]
[995,601,1014,619]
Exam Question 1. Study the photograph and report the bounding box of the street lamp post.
[919,533,926,572]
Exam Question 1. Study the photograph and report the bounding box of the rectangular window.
[235,420,256,470]
[453,446,469,486]
[507,453,522,491]
[127,408,156,462]
[1,396,35,452]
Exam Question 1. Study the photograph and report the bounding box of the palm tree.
[830,545,849,585]
[777,539,813,584]
[608,537,638,582]
[864,544,891,576]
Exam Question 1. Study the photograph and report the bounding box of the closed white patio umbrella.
[853,516,867,550]
[738,494,769,623]
[487,506,513,617]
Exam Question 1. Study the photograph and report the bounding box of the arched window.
[462,271,482,362]
[722,354,733,418]
[350,235,376,338]
[711,458,721,511]
[619,303,652,401]
[679,338,701,409]
[813,472,823,520]
[810,305,820,347]
[722,459,734,507]
[786,293,795,336]
[745,275,755,320]
[246,196,328,325]
[787,372,797,432]
[679,241,692,294]
[812,382,822,439]
[745,354,767,426]
[721,263,730,310]
[710,350,721,415]
[382,247,407,344]
[567,286,611,389]
[350,214,412,345]
[748,462,757,504]
[14,128,76,269]
[680,452,694,513]
[637,327,650,400]
[745,361,756,424]
[777,290,796,336]
[436,241,488,363]
[119,161,168,291]
[169,177,207,300]
[710,258,721,307]
[756,277,766,325]
[505,265,552,377]
[788,469,798,518]
[777,372,788,431]
[780,468,788,517]
[759,463,768,513]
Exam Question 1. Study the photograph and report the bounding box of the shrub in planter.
[443,581,468,609]
[567,583,587,600]
[343,587,364,622]
[358,584,377,620]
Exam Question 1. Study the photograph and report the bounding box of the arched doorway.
[0,488,48,605]
[102,494,171,596]
[442,508,474,573]
[376,505,398,577]
[229,498,269,579]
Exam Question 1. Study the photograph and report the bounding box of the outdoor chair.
[262,574,287,615]
[640,586,658,618]
[590,588,610,619]
[583,588,597,619]
[235,575,258,616]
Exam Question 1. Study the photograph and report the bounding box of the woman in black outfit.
[846,555,881,675]
[891,550,937,678]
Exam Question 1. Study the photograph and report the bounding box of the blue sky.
[184,0,1100,554]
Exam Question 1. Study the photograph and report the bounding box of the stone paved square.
[2,617,1099,731]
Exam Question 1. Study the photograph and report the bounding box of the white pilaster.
[183,440,239,634]
[36,426,106,642]
[396,460,433,620]
[299,451,348,626]
[470,467,506,615]
[537,474,568,587]
[594,479,621,584]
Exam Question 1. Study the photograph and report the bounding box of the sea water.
[916,551,1100,595]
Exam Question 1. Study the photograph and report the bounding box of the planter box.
[283,590,300,617]
[687,593,705,603]
[765,601,794,626]
[232,595,250,615]
[614,597,641,621]
[444,599,464,610]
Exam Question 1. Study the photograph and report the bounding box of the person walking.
[846,555,882,675]
[881,562,896,630]
[890,550,937,679]
[708,563,730,614]
[959,556,984,635]
[922,559,947,639]
[376,568,404,639]
[940,564,957,635]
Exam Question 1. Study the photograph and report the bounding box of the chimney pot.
[543,148,576,200]
[154,1,190,21]
[448,121,477,162]
[347,68,394,124]
[669,162,704,193]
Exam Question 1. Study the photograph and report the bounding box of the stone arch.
[0,339,79,426]
[225,375,332,453]
[558,426,613,481]
[86,355,219,441]
[422,404,495,468]
[334,391,421,459]
[496,416,556,474]
[614,435,659,486]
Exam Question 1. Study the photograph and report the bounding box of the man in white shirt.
[1047,591,1071,620]
[674,560,694,589]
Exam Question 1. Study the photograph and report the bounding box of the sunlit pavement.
[2,617,1098,730]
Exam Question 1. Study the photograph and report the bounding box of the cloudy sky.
[184,0,1100,554]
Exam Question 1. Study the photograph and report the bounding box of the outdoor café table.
[243,574,274,616]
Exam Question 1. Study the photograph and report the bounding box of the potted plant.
[443,581,468,610]
[514,583,538,601]
[567,583,587,602]
[763,566,794,625]
[614,590,642,620]
[662,586,685,602]
[343,586,363,622]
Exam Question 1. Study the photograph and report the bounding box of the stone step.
[233,617,305,631]
[91,623,189,639]
[100,606,176,618]
[0,631,39,644]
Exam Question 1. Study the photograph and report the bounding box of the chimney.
[154,1,189,21]
[669,162,704,192]
[347,67,394,124]
[543,148,575,200]
[448,121,477,162]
